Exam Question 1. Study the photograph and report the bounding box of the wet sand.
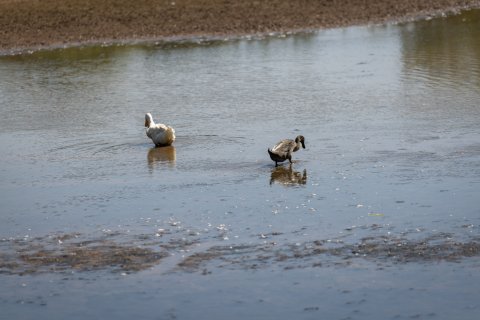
[1,0,480,53]
[2,228,479,275]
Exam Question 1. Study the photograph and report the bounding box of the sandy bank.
[1,0,480,54]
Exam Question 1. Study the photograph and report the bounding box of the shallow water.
[1,10,480,320]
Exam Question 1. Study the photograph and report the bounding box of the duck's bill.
[301,141,306,149]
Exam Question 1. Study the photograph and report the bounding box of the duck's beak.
[144,119,149,127]
[301,141,306,149]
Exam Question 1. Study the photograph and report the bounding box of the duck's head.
[145,113,153,127]
[295,135,306,149]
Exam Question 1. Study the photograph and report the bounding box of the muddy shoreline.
[1,0,480,55]
[2,226,479,275]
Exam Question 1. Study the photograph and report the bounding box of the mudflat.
[1,0,480,53]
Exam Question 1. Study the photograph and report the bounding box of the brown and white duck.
[268,135,305,166]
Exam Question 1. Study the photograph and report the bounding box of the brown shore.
[1,0,480,54]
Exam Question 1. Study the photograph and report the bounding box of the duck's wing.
[147,123,176,146]
[271,139,295,155]
[146,125,163,139]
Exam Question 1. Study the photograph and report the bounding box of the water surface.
[1,10,480,320]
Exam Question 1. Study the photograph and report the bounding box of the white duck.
[145,113,176,147]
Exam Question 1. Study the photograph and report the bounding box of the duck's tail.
[167,127,176,140]
[268,148,279,163]
[164,127,176,146]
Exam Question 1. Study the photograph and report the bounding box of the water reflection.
[269,166,307,186]
[147,146,176,170]
[400,10,480,90]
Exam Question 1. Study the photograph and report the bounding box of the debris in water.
[368,213,385,217]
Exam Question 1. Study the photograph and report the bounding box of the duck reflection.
[270,166,307,186]
[147,146,176,170]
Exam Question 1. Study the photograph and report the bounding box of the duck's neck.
[146,117,155,128]
[292,141,301,152]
